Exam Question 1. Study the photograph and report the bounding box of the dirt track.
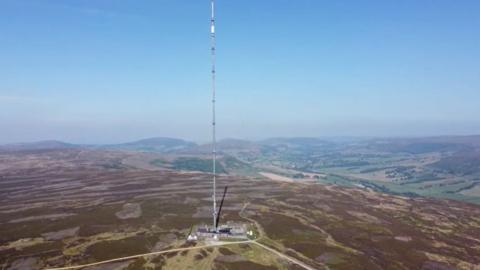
[44,239,316,270]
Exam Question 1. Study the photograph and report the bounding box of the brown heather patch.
[1,149,479,269]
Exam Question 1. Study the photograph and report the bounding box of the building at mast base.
[187,221,252,241]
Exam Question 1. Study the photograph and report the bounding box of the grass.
[222,156,259,176]
[315,171,480,204]
[2,150,480,269]
[225,244,290,270]
[86,235,150,261]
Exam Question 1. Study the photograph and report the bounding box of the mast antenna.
[210,0,217,231]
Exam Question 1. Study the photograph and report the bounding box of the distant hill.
[104,137,197,153]
[368,136,480,154]
[0,137,197,153]
[0,140,77,152]
[183,138,260,154]
[259,137,337,154]
[2,135,479,155]
[430,149,480,175]
[260,137,331,146]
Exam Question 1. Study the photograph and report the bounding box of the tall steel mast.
[210,0,217,231]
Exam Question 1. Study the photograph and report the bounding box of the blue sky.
[1,0,479,143]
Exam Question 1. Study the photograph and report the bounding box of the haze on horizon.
[1,0,479,144]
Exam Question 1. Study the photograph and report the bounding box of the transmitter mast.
[210,0,217,231]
